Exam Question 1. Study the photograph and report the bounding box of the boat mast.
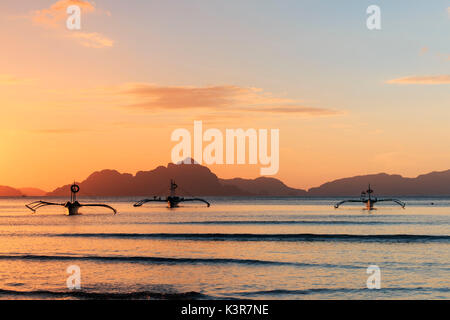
[70,183,79,202]
[170,179,178,197]
[367,184,373,201]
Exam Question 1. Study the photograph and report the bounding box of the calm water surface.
[0,197,448,299]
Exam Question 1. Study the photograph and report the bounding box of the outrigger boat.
[134,180,210,208]
[26,183,117,215]
[334,184,405,210]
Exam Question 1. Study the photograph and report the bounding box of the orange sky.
[0,0,449,191]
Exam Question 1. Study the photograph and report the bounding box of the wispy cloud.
[247,106,339,115]
[30,0,113,48]
[32,0,95,28]
[386,75,450,85]
[30,128,87,134]
[419,47,428,56]
[0,74,33,85]
[120,83,340,117]
[67,32,114,48]
[123,84,255,109]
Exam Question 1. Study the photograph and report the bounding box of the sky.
[0,0,449,191]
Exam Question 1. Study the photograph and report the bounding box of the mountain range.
[2,160,450,197]
[0,186,47,197]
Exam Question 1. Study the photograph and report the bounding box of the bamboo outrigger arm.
[376,198,406,208]
[334,184,406,210]
[334,199,364,209]
[25,184,117,215]
[134,180,210,208]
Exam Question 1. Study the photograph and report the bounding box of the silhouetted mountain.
[47,160,252,196]
[18,187,47,197]
[0,186,47,197]
[0,186,23,197]
[220,177,307,196]
[308,170,450,196]
[5,160,450,197]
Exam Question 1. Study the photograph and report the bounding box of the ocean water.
[0,196,448,300]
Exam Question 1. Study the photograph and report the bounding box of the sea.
[0,196,448,300]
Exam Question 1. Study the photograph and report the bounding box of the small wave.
[235,288,360,296]
[51,233,450,243]
[232,286,450,296]
[0,288,203,300]
[161,220,417,225]
[0,254,358,269]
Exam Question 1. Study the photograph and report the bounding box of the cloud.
[123,84,253,109]
[67,32,114,48]
[32,0,95,28]
[433,52,449,62]
[248,106,340,116]
[30,128,86,134]
[120,83,339,117]
[30,0,113,48]
[419,47,428,56]
[386,75,450,85]
[0,74,33,85]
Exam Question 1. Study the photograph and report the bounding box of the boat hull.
[167,196,181,208]
[65,202,82,215]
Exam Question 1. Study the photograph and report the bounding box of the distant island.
[2,160,450,197]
